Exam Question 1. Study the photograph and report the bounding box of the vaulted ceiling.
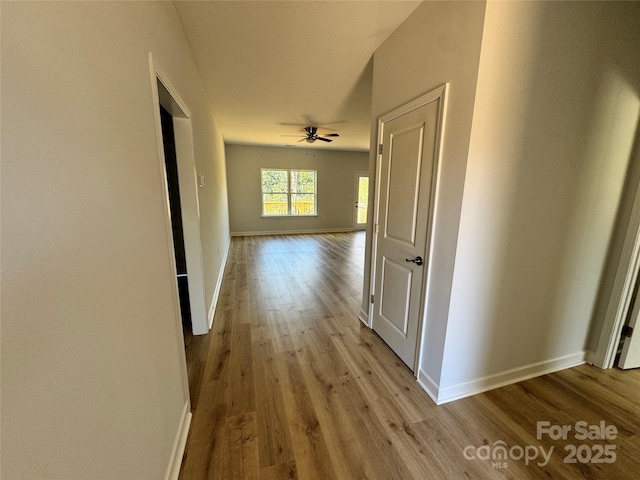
[174,1,422,151]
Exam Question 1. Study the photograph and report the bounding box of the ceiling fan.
[282,126,340,143]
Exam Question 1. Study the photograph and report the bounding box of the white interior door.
[620,291,640,369]
[354,171,369,230]
[372,88,444,370]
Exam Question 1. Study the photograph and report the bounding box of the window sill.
[261,214,318,218]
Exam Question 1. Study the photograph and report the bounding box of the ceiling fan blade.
[323,133,340,137]
[280,134,306,137]
[317,137,332,142]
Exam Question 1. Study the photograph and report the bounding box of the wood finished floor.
[180,232,640,479]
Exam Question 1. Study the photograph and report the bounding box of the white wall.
[363,1,487,383]
[441,1,640,396]
[193,97,230,311]
[226,144,368,235]
[1,2,229,478]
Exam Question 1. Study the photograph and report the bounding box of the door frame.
[368,84,448,373]
[148,54,209,337]
[619,278,640,368]
[354,171,369,231]
[592,169,640,368]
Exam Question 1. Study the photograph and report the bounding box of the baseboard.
[416,369,439,405]
[208,240,231,329]
[164,401,192,480]
[433,351,587,405]
[231,227,354,237]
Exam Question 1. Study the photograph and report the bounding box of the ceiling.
[173,1,422,151]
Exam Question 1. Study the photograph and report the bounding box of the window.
[261,168,316,216]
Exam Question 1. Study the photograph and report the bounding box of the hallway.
[179,232,640,479]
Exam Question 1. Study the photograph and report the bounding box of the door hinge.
[371,294,375,304]
[622,325,634,337]
[379,143,383,155]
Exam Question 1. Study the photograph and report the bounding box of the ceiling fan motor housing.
[304,126,337,143]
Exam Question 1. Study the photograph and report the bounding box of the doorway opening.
[154,74,208,338]
[159,105,192,331]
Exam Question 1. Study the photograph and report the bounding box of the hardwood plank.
[275,351,338,480]
[228,322,255,417]
[330,326,399,401]
[259,461,298,480]
[332,372,415,480]
[179,379,228,479]
[297,358,370,480]
[287,310,336,365]
[252,338,295,468]
[206,309,233,383]
[226,413,260,480]
[183,326,210,410]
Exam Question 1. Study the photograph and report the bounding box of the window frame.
[261,168,317,217]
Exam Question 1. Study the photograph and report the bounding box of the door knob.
[405,256,423,266]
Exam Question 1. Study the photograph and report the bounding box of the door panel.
[385,125,424,245]
[372,94,442,370]
[380,258,413,334]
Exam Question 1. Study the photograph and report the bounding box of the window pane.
[357,205,368,224]
[358,177,369,204]
[291,170,315,193]
[263,193,288,215]
[291,193,315,215]
[357,176,369,224]
[262,169,288,193]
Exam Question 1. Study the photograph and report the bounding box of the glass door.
[355,171,369,230]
